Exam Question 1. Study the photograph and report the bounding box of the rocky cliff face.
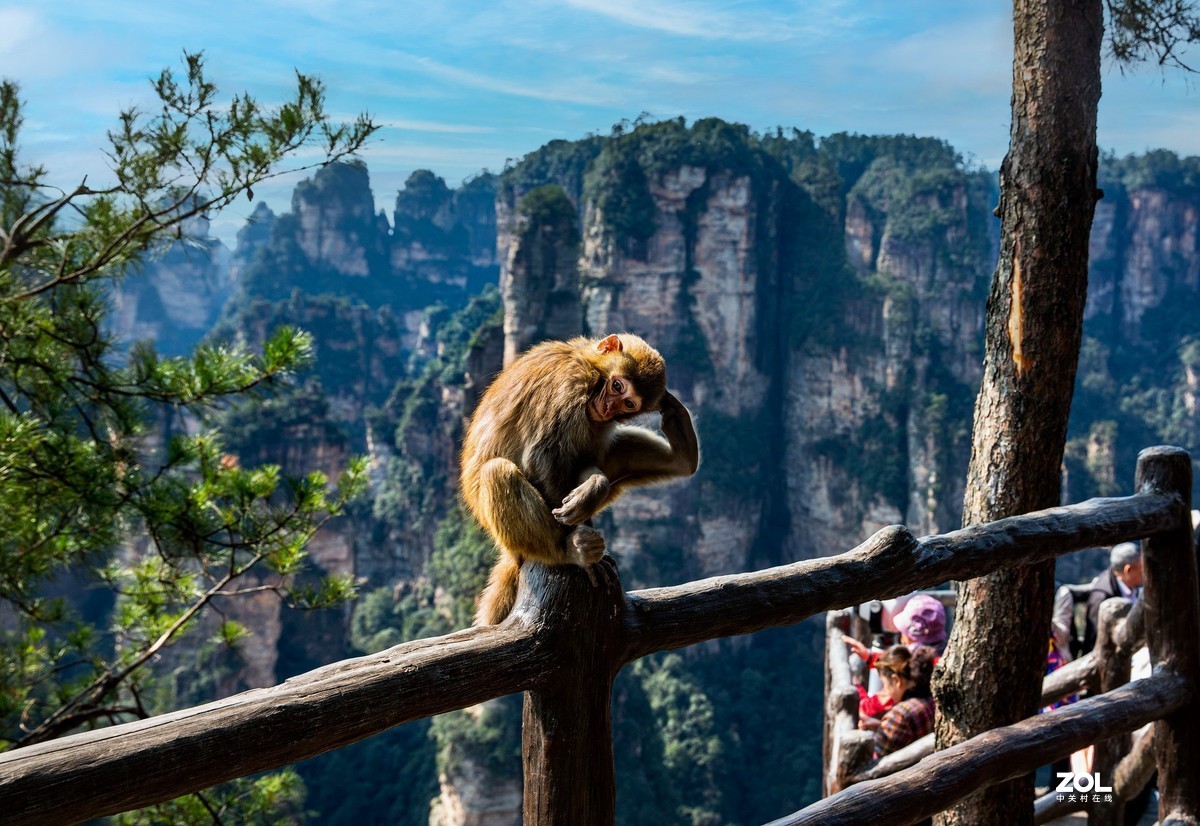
[109,211,231,355]
[1087,183,1200,337]
[211,163,504,591]
[581,162,780,579]
[236,161,496,311]
[128,127,1200,826]
[1059,156,1200,581]
[499,185,582,364]
[394,170,498,294]
[295,163,384,277]
[497,124,994,581]
[787,160,995,555]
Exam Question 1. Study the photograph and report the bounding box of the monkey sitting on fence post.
[460,333,699,625]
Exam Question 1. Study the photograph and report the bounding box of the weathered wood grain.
[0,622,550,825]
[1135,446,1200,825]
[1040,652,1096,706]
[856,602,1140,790]
[626,490,1177,658]
[1033,787,1083,824]
[823,619,863,794]
[821,612,845,796]
[767,672,1190,826]
[518,557,627,826]
[1090,597,1135,826]
[1113,727,1155,803]
[848,733,935,784]
[2,448,1193,826]
[1034,723,1152,825]
[1039,599,1142,707]
[833,730,874,796]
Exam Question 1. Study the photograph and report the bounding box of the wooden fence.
[0,445,1195,825]
[825,593,1154,822]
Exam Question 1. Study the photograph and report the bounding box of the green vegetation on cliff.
[499,136,606,204]
[1061,150,1200,505]
[1101,148,1200,194]
[83,102,1200,825]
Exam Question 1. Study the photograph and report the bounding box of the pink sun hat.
[893,594,947,646]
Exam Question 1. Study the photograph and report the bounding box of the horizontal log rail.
[1041,650,1095,705]
[0,446,1193,825]
[1038,588,1144,709]
[624,489,1176,659]
[847,733,934,785]
[772,672,1191,826]
[807,445,1197,825]
[0,624,552,824]
[1032,726,1156,825]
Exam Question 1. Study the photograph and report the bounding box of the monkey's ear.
[596,334,623,354]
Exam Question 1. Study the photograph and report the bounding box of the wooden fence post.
[822,612,840,797]
[824,616,873,794]
[515,557,629,826]
[1135,446,1200,825]
[1090,596,1133,826]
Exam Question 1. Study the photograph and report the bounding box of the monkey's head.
[587,333,667,423]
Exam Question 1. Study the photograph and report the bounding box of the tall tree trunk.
[932,2,1102,824]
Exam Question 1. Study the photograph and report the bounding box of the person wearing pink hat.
[843,592,948,730]
[892,593,948,654]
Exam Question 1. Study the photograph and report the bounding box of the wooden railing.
[0,446,1195,825]
[825,595,1154,819]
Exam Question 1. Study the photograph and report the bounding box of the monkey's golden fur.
[461,334,697,625]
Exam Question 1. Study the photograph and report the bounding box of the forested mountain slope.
[120,121,1200,825]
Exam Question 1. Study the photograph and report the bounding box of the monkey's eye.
[623,399,637,411]
[612,378,625,393]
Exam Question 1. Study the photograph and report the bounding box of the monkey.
[460,333,699,625]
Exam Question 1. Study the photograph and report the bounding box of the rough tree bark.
[931,2,1103,824]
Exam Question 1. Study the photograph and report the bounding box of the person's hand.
[858,716,881,731]
[841,634,870,661]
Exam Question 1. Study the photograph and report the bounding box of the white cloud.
[639,65,718,85]
[0,7,40,54]
[867,12,1012,99]
[558,0,823,42]
[383,118,496,134]
[397,51,627,106]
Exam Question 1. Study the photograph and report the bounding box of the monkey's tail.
[475,554,522,626]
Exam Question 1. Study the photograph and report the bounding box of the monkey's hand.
[568,525,607,566]
[659,389,685,420]
[658,390,699,476]
[553,474,610,525]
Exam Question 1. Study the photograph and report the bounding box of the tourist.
[1083,542,1143,653]
[872,644,938,760]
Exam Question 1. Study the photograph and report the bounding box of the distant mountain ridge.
[116,121,1200,825]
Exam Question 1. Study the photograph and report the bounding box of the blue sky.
[2,1,1198,245]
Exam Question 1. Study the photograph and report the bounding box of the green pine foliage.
[112,770,307,826]
[0,53,375,820]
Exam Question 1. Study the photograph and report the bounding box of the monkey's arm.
[476,457,605,566]
[552,391,698,526]
[606,390,699,484]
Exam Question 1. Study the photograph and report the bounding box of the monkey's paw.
[569,525,607,567]
[552,475,609,525]
[553,475,610,526]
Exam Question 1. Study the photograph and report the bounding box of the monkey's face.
[588,373,643,423]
